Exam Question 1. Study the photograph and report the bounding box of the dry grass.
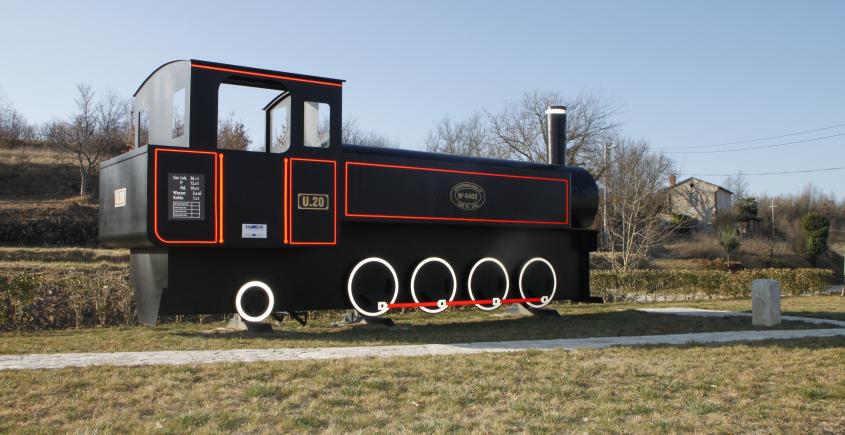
[659,233,810,269]
[0,148,82,200]
[0,146,73,166]
[0,337,842,433]
[0,295,841,355]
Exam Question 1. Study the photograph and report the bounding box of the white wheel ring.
[467,257,509,311]
[411,257,457,314]
[347,257,399,317]
[235,280,275,323]
[518,257,557,308]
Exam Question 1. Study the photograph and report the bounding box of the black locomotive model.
[99,60,599,325]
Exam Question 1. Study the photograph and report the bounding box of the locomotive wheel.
[410,257,457,314]
[467,257,510,311]
[234,280,275,323]
[347,257,399,317]
[518,257,557,308]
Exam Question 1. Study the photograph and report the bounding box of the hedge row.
[0,263,132,331]
[0,264,836,330]
[592,268,835,301]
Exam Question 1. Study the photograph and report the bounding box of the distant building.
[736,215,762,237]
[665,175,733,228]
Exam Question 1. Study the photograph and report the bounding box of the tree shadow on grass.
[781,311,845,322]
[170,310,829,347]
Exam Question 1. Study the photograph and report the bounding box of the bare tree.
[484,91,620,175]
[0,87,35,144]
[724,171,749,203]
[307,117,397,148]
[424,113,505,158]
[604,137,674,271]
[339,118,398,148]
[217,114,251,151]
[45,84,129,196]
[424,90,619,178]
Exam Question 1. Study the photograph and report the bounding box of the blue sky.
[1,1,843,197]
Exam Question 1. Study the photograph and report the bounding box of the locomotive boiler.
[99,60,600,325]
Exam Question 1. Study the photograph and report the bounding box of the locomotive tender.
[99,60,600,325]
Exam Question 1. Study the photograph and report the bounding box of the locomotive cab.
[100,60,599,326]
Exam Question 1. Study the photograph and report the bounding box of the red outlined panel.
[288,158,337,245]
[153,148,219,245]
[344,161,570,225]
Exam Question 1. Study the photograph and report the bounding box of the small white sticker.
[114,188,127,208]
[241,223,267,239]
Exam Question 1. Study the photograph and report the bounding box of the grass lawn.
[1,295,842,355]
[0,337,842,433]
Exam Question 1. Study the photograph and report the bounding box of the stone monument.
[751,279,781,327]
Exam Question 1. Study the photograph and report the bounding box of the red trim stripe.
[386,297,542,309]
[192,63,343,87]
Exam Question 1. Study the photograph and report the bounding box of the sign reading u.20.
[298,193,330,210]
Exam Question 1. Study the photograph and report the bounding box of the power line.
[679,166,845,177]
[659,121,845,150]
[661,133,845,154]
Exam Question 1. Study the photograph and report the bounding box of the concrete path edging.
[0,328,843,371]
[637,307,845,328]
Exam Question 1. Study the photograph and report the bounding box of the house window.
[687,192,698,207]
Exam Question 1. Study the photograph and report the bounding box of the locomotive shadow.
[171,310,825,347]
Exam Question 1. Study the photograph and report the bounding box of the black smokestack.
[546,105,567,165]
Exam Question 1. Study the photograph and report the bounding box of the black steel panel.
[99,148,151,247]
[345,162,568,225]
[219,150,283,247]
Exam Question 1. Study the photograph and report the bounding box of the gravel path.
[1,328,843,371]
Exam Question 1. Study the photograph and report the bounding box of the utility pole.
[769,199,777,239]
[768,199,777,267]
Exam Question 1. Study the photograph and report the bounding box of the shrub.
[801,212,830,266]
[736,197,759,219]
[669,213,694,233]
[718,227,741,267]
[0,263,131,331]
[591,268,834,302]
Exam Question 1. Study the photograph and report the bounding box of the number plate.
[297,193,330,210]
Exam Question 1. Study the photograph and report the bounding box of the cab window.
[218,83,289,152]
[304,101,330,148]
